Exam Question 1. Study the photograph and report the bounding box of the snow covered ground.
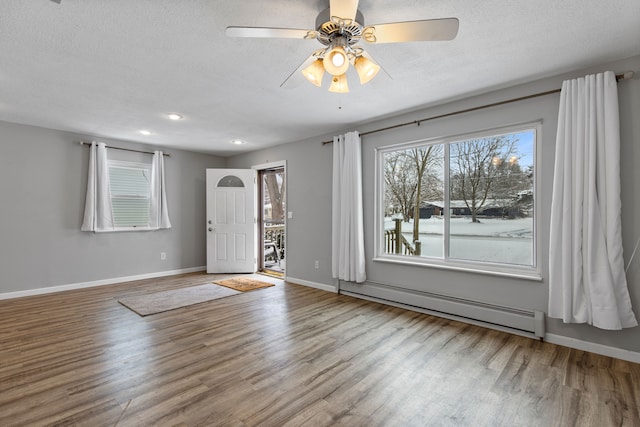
[384,217,533,266]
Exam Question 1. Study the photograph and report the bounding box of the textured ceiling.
[1,0,639,156]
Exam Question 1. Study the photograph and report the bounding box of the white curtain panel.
[549,71,637,330]
[149,151,172,229]
[332,131,366,283]
[81,142,114,232]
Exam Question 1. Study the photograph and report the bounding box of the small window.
[376,123,539,278]
[217,175,245,188]
[108,160,151,228]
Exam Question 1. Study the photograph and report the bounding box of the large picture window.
[376,123,539,277]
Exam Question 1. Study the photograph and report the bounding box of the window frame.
[108,159,153,231]
[373,121,542,281]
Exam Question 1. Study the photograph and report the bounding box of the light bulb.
[323,46,349,76]
[332,52,345,67]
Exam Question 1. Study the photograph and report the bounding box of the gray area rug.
[118,283,241,316]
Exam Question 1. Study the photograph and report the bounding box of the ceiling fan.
[225,0,459,93]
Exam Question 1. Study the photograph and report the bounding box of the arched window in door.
[217,175,245,188]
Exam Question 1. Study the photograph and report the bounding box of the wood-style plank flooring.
[0,272,638,426]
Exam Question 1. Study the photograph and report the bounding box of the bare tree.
[488,160,533,217]
[384,146,443,244]
[264,173,285,221]
[384,151,417,221]
[450,136,517,223]
[409,146,443,241]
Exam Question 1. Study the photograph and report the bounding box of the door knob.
[208,227,214,232]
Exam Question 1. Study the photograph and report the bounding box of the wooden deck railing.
[384,218,421,256]
[265,222,285,259]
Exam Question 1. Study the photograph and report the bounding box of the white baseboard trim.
[285,276,338,293]
[0,266,207,301]
[544,333,640,364]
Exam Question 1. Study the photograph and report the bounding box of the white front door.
[206,169,255,273]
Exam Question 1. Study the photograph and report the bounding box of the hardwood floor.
[0,272,638,426]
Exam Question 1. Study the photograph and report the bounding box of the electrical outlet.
[160,252,166,260]
[314,260,319,269]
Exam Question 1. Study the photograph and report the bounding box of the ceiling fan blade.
[330,0,359,21]
[365,18,459,43]
[226,26,312,39]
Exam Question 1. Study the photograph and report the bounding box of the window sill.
[372,255,542,282]
[93,226,159,233]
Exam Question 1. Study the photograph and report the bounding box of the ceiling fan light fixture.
[226,5,461,92]
[328,74,349,93]
[354,56,381,84]
[301,59,325,87]
[323,46,349,76]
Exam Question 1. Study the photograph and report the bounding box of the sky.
[513,130,535,168]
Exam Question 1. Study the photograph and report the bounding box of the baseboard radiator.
[339,281,545,339]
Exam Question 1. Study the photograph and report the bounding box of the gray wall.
[227,55,640,353]
[226,139,334,285]
[0,121,225,293]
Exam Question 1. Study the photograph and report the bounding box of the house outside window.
[375,122,540,279]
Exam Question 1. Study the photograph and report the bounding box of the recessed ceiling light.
[167,113,183,121]
[139,130,152,136]
[231,139,245,145]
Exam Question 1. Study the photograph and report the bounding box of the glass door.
[258,167,285,276]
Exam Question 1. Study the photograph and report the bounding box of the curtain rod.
[78,141,171,157]
[322,71,635,145]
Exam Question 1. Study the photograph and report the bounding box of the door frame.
[252,160,287,277]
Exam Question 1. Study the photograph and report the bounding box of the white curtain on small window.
[149,151,172,229]
[81,142,114,232]
[332,131,366,283]
[549,71,637,330]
